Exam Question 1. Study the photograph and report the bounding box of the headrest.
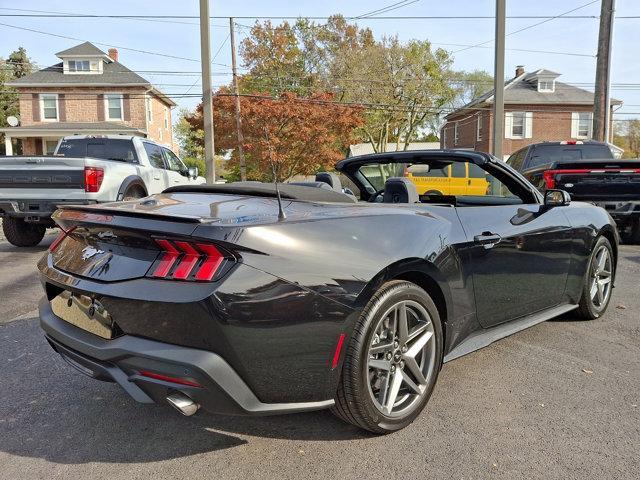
[315,172,342,192]
[382,177,419,204]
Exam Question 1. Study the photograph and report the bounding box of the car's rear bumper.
[591,200,640,221]
[0,199,97,222]
[39,297,335,416]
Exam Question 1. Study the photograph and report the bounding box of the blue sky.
[2,0,640,124]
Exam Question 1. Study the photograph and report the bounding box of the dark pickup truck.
[507,141,640,243]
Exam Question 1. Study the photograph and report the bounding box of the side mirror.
[188,167,199,179]
[544,189,571,207]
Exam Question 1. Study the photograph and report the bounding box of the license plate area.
[50,290,114,339]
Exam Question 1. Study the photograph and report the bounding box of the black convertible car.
[38,150,618,433]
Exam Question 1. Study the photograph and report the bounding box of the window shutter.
[123,94,131,121]
[32,94,40,122]
[504,112,513,139]
[525,112,533,138]
[571,112,579,138]
[97,94,105,121]
[58,94,66,122]
[35,140,43,155]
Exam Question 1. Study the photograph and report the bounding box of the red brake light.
[84,166,104,193]
[150,238,226,281]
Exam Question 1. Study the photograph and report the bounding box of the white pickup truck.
[0,135,205,247]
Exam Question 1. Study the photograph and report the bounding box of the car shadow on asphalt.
[0,318,368,465]
[0,237,53,253]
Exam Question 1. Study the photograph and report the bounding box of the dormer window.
[538,80,554,92]
[68,60,90,72]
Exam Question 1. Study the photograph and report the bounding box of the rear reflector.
[151,238,225,282]
[331,333,346,369]
[84,167,104,193]
[138,370,203,388]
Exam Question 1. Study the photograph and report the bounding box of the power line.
[453,0,600,54]
[355,1,421,19]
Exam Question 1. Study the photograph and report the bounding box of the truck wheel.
[2,217,46,247]
[122,186,146,201]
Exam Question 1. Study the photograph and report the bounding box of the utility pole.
[593,0,615,143]
[199,0,216,183]
[492,0,506,159]
[230,17,247,181]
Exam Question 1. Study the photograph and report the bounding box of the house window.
[454,121,459,145]
[538,80,554,92]
[511,112,525,138]
[105,94,123,120]
[146,95,153,123]
[476,114,482,141]
[574,112,592,139]
[42,139,59,154]
[68,60,90,72]
[40,94,59,121]
[164,108,169,129]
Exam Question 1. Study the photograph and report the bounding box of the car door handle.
[153,175,160,180]
[474,232,502,249]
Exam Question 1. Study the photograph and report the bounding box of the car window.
[143,142,165,169]
[163,148,186,173]
[509,148,527,170]
[468,162,487,179]
[451,162,466,178]
[407,164,448,177]
[56,138,138,163]
[358,163,405,191]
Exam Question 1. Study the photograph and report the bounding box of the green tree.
[1,47,36,154]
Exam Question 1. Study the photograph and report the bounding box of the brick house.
[441,66,622,159]
[1,42,175,155]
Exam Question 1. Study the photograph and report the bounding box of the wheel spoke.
[590,278,598,300]
[383,371,403,415]
[597,249,608,271]
[406,330,433,359]
[599,269,611,279]
[599,277,611,286]
[401,369,424,394]
[378,373,390,405]
[596,282,604,305]
[397,302,409,344]
[403,356,427,385]
[407,322,430,343]
[369,359,392,371]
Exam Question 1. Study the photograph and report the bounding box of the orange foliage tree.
[184,91,363,182]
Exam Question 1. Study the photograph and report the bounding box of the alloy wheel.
[590,245,612,309]
[366,300,436,417]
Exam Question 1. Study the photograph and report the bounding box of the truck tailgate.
[545,160,640,201]
[0,156,88,200]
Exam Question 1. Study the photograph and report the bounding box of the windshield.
[56,138,138,163]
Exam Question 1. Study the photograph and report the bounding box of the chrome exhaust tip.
[166,392,200,416]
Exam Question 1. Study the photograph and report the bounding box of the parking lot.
[0,238,638,480]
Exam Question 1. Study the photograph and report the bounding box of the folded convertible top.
[163,182,357,203]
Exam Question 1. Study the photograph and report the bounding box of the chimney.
[515,65,525,77]
[108,48,119,62]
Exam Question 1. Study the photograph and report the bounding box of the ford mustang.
[37,150,618,433]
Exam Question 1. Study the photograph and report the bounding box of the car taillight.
[84,166,104,193]
[543,169,593,189]
[150,238,225,281]
[49,227,76,252]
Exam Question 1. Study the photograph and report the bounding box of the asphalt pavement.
[0,239,638,479]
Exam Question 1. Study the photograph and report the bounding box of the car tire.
[332,280,443,434]
[424,190,443,196]
[122,186,146,201]
[575,236,614,320]
[2,217,46,247]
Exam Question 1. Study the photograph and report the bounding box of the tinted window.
[56,138,138,163]
[508,148,527,170]
[143,142,165,169]
[528,144,612,167]
[468,162,487,179]
[451,162,466,178]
